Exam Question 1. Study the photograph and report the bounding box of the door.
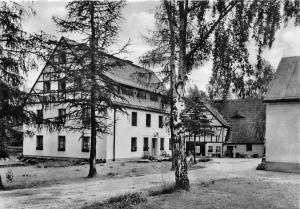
[227,146,234,157]
[200,143,206,156]
[152,138,158,156]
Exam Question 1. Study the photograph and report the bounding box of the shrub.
[106,172,118,177]
[256,162,266,170]
[6,169,14,183]
[148,183,176,196]
[251,153,259,158]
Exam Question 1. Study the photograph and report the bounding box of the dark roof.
[211,99,265,144]
[62,37,164,93]
[264,56,300,102]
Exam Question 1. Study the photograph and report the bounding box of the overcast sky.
[23,0,300,92]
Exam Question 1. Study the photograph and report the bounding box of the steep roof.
[62,37,164,93]
[212,99,265,144]
[264,56,300,102]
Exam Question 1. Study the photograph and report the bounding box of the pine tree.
[52,1,126,177]
[0,1,52,158]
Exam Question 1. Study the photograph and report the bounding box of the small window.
[216,146,221,153]
[146,114,151,127]
[169,138,172,150]
[208,146,213,152]
[131,137,137,152]
[74,77,82,89]
[150,93,158,101]
[122,87,134,97]
[143,137,149,151]
[246,144,252,151]
[160,138,164,150]
[36,135,43,150]
[137,91,146,100]
[58,109,66,124]
[159,116,163,128]
[58,136,65,151]
[43,81,51,92]
[37,109,43,124]
[82,137,90,152]
[132,112,137,126]
[59,51,66,64]
[58,80,66,91]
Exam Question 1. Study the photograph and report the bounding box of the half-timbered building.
[23,37,171,161]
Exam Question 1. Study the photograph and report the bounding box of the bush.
[251,153,259,158]
[148,183,176,196]
[256,162,266,170]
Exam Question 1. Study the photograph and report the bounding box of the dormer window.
[231,110,245,119]
[58,51,66,64]
[150,93,158,101]
[137,90,146,100]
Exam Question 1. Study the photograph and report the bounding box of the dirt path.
[0,159,299,209]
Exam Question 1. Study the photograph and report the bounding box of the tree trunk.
[88,2,97,178]
[164,0,176,170]
[173,0,189,191]
[193,134,196,164]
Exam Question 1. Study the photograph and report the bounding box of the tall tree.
[142,0,300,190]
[52,0,126,177]
[0,1,52,158]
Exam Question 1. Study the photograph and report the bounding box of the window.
[43,81,51,92]
[137,90,146,100]
[37,109,43,124]
[146,114,151,127]
[58,109,66,124]
[159,116,163,128]
[58,80,66,91]
[150,93,158,101]
[82,137,90,152]
[169,138,172,150]
[208,146,213,152]
[216,146,221,153]
[122,87,134,97]
[160,138,164,150]
[143,137,149,151]
[131,137,137,152]
[58,52,66,64]
[36,135,43,150]
[74,77,82,89]
[246,144,252,151]
[131,112,137,126]
[58,136,65,151]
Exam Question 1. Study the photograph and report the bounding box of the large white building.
[23,37,171,161]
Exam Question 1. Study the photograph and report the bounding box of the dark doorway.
[227,146,234,157]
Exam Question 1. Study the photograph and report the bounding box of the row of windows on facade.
[42,80,159,102]
[132,112,163,128]
[131,137,171,152]
[37,109,162,128]
[36,135,170,153]
[208,145,221,153]
[36,135,90,152]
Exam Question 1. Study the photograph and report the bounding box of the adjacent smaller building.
[264,56,300,173]
[213,99,265,158]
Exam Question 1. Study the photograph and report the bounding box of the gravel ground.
[0,158,299,209]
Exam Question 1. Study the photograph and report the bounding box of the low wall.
[265,161,300,173]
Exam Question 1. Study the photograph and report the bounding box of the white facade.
[223,144,264,158]
[265,103,300,165]
[23,104,171,160]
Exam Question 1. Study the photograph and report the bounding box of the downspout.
[113,108,116,161]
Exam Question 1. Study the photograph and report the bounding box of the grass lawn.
[136,178,299,209]
[0,161,174,189]
[83,177,299,209]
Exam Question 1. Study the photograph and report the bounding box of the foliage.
[0,1,54,158]
[48,1,127,177]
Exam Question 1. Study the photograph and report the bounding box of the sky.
[22,0,300,92]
